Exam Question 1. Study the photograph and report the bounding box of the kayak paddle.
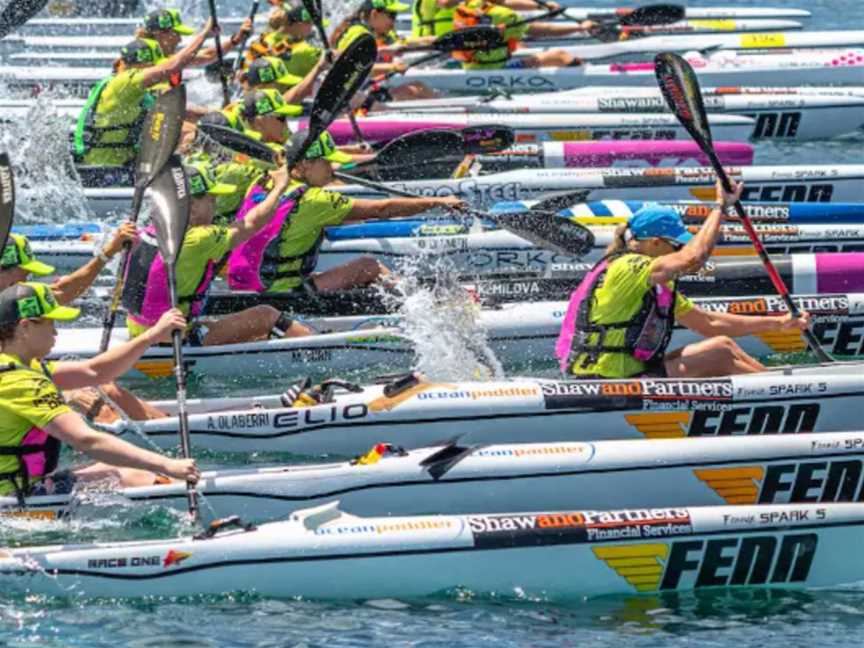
[206,0,231,106]
[348,125,515,181]
[654,51,832,363]
[147,154,198,520]
[334,171,594,258]
[0,0,49,40]
[0,153,15,253]
[99,83,187,353]
[232,0,260,74]
[301,0,370,148]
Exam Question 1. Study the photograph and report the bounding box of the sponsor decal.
[0,166,11,206]
[698,460,864,505]
[470,509,693,549]
[417,386,540,401]
[391,179,523,204]
[314,519,454,536]
[87,555,162,569]
[345,334,403,344]
[549,129,678,141]
[689,184,835,203]
[163,550,192,568]
[367,382,457,413]
[746,111,801,139]
[414,236,469,251]
[473,445,587,458]
[0,510,57,520]
[148,111,165,143]
[541,380,733,412]
[206,404,368,431]
[289,349,333,362]
[594,533,817,592]
[625,403,822,438]
[677,202,792,222]
[814,320,864,356]
[465,75,555,90]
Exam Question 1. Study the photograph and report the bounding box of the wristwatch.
[94,248,111,264]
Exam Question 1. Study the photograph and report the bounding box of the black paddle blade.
[619,3,685,26]
[532,189,592,213]
[0,0,49,39]
[309,33,376,136]
[147,155,190,266]
[434,26,505,52]
[135,84,187,191]
[196,123,278,164]
[0,153,14,254]
[493,210,595,258]
[462,125,515,154]
[655,52,714,152]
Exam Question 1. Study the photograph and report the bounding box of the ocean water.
[3,0,864,644]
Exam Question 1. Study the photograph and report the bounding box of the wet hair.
[268,7,289,31]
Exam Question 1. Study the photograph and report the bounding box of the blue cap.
[628,205,693,247]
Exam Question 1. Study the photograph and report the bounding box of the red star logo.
[163,550,192,568]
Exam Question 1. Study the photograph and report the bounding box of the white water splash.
[381,249,504,382]
[0,93,91,223]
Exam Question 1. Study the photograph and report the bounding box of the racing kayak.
[385,90,864,141]
[548,200,864,224]
[0,101,756,145]
[189,252,864,316]
[10,432,864,522]
[4,22,807,55]
[48,293,864,379]
[79,165,864,217]
[98,362,864,453]
[507,31,864,60]
[0,501,856,600]
[402,50,864,93]
[312,114,757,145]
[0,66,202,97]
[473,141,754,171]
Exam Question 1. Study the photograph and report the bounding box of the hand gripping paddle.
[654,51,831,363]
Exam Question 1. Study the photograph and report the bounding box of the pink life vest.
[555,253,676,374]
[122,226,218,327]
[227,184,307,292]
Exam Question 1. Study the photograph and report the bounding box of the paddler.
[238,54,329,104]
[0,226,136,304]
[227,129,465,293]
[72,23,215,175]
[137,9,253,69]
[0,281,199,499]
[556,182,812,379]
[450,0,588,68]
[412,0,592,39]
[336,0,438,102]
[123,160,312,345]
[243,2,326,79]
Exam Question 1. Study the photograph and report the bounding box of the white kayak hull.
[78,165,864,217]
[403,50,864,93]
[386,91,864,141]
[10,432,864,523]
[0,501,860,600]
[96,362,864,453]
[50,292,864,379]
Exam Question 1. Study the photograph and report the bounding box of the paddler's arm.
[139,18,216,88]
[226,168,293,247]
[45,412,200,483]
[189,18,253,66]
[344,195,466,223]
[678,306,812,338]
[648,180,743,287]
[526,19,595,37]
[50,222,137,306]
[50,310,187,390]
[281,56,330,105]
